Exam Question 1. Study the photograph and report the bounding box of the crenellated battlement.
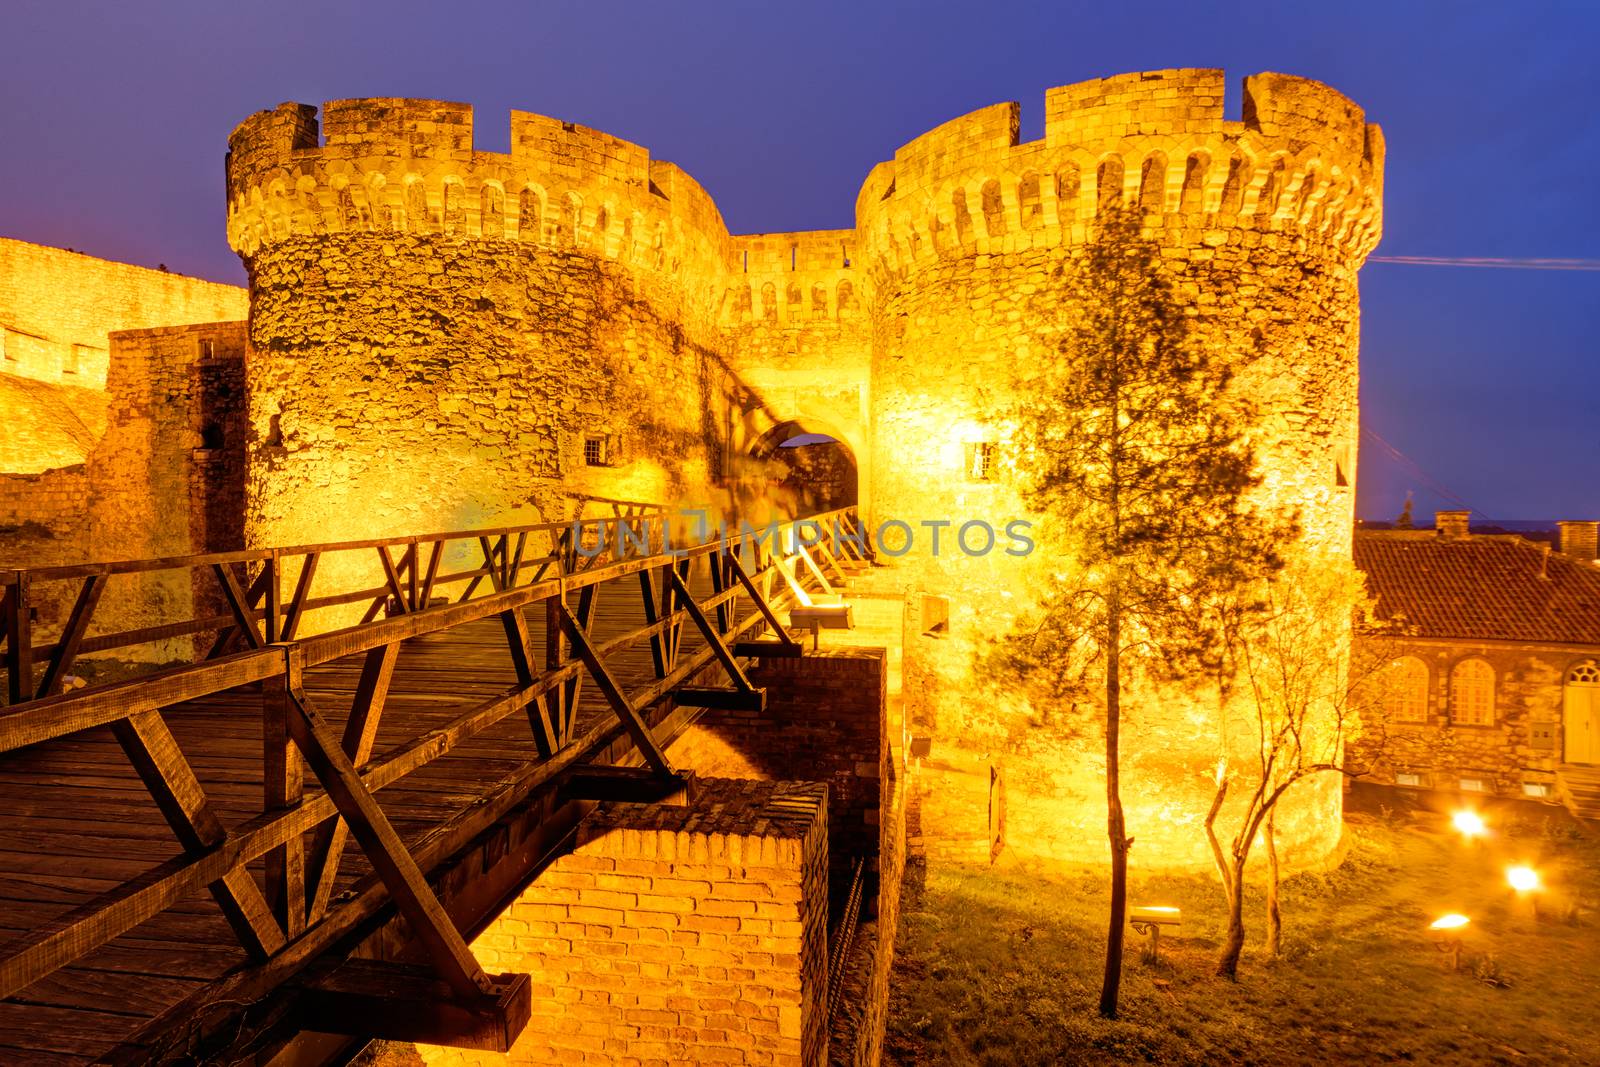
[719,230,864,326]
[225,99,736,288]
[855,69,1384,284]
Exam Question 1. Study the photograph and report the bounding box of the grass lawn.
[884,786,1600,1065]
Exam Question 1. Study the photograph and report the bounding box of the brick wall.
[666,649,887,898]
[417,778,830,1067]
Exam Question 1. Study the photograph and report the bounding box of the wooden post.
[4,572,33,706]
[263,671,306,936]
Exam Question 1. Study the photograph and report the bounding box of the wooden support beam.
[280,551,319,642]
[557,765,691,805]
[674,686,767,711]
[638,567,667,679]
[667,568,759,696]
[560,582,599,744]
[419,540,444,609]
[377,544,408,616]
[305,640,399,923]
[35,573,105,699]
[284,676,494,1001]
[263,675,306,937]
[291,959,531,1053]
[504,602,558,758]
[213,562,266,649]
[558,604,673,778]
[111,709,286,960]
[727,553,801,652]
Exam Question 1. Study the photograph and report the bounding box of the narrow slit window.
[964,442,998,482]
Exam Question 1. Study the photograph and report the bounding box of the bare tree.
[997,206,1283,1017]
[1202,557,1390,977]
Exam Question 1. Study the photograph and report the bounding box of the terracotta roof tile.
[1354,531,1600,645]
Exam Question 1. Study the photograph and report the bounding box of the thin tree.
[1202,557,1390,977]
[1000,205,1282,1017]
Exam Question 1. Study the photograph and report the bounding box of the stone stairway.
[1556,764,1600,820]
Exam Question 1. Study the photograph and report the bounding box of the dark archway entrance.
[751,419,859,517]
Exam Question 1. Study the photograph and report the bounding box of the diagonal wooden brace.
[726,553,801,651]
[281,651,493,1001]
[112,709,285,962]
[666,568,760,697]
[558,603,673,778]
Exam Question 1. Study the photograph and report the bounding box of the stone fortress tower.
[222,69,1382,870]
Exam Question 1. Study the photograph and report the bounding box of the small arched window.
[1450,659,1496,726]
[1384,657,1430,723]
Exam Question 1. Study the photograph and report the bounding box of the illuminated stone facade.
[221,71,1381,872]
[855,70,1383,870]
[2,68,1382,872]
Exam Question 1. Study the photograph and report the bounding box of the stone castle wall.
[0,240,247,612]
[1,322,249,666]
[0,237,245,390]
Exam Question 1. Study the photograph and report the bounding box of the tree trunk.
[1098,597,1127,1019]
[1264,808,1281,959]
[1216,856,1247,979]
[1204,778,1247,979]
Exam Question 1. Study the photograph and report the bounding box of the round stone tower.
[853,69,1384,870]
[225,99,744,566]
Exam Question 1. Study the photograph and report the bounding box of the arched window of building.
[1450,658,1496,726]
[480,185,505,239]
[1179,153,1208,214]
[1383,656,1430,724]
[518,187,543,243]
[442,180,466,233]
[1055,163,1080,222]
[951,188,974,244]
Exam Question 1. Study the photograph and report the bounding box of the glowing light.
[1429,913,1470,931]
[1506,866,1541,893]
[1451,810,1486,838]
[775,556,813,607]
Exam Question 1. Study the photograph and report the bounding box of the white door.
[1564,662,1600,764]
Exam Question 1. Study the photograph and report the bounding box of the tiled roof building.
[1355,528,1600,645]
[1351,511,1600,818]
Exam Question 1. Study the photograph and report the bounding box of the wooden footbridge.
[0,506,870,1064]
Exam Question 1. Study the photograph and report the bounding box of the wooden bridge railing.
[1,499,673,707]
[0,504,874,1052]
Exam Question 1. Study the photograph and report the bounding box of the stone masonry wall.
[73,322,248,662]
[0,236,246,388]
[224,101,856,621]
[417,778,830,1067]
[1350,637,1590,796]
[1,323,248,666]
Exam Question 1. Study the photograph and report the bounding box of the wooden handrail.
[3,505,859,706]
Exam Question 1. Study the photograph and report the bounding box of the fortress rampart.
[210,69,1382,870]
[226,100,734,313]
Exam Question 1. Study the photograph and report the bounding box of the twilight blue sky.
[1,0,1596,521]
